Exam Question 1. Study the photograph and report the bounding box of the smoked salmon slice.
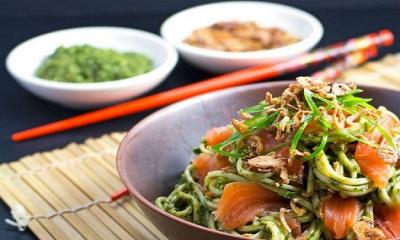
[375,205,400,239]
[204,126,232,146]
[215,182,283,230]
[321,195,362,239]
[354,113,397,188]
[372,111,398,142]
[193,153,230,184]
[304,120,320,134]
[285,215,301,236]
[255,130,304,176]
[276,147,303,176]
[354,143,391,188]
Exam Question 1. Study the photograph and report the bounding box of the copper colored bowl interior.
[117,81,400,240]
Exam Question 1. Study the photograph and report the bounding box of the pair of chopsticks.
[12,29,394,142]
[311,46,378,82]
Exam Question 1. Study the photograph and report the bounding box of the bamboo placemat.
[339,53,400,89]
[0,132,168,240]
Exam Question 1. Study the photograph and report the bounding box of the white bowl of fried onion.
[161,1,323,73]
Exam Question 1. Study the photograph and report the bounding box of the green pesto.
[36,45,152,83]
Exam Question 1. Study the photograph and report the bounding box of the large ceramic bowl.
[117,81,400,240]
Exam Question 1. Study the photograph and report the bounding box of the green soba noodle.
[156,78,400,239]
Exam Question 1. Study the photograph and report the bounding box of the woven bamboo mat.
[339,53,400,89]
[0,132,168,240]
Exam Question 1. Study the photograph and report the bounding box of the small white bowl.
[6,26,178,109]
[161,1,323,73]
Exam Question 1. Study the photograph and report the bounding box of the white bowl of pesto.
[6,26,178,109]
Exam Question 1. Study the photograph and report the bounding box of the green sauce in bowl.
[36,45,153,83]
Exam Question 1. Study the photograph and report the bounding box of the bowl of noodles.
[117,78,400,240]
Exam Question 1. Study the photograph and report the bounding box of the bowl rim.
[5,26,178,91]
[160,1,323,60]
[117,80,400,239]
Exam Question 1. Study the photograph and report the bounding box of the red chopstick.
[11,29,394,142]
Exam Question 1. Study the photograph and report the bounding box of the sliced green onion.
[244,111,279,130]
[212,132,243,157]
[338,95,373,109]
[343,88,364,96]
[213,112,278,157]
[306,126,328,160]
[304,89,333,129]
[318,116,333,129]
[240,101,267,114]
[311,93,334,109]
[336,129,376,147]
[290,116,312,152]
[304,89,320,117]
[377,124,398,153]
